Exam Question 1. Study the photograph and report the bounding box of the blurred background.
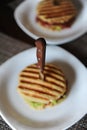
[0,0,34,43]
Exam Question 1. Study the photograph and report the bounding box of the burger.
[17,63,67,110]
[36,0,77,31]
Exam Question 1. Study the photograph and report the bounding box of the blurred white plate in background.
[14,0,87,45]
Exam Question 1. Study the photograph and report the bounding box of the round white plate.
[0,46,87,130]
[14,0,87,45]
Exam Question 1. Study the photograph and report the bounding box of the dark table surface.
[0,0,87,130]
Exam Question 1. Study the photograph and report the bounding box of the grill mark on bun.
[19,86,60,97]
[37,0,75,9]
[44,73,65,81]
[19,80,63,94]
[21,68,65,82]
[45,11,76,19]
[20,79,65,91]
[20,74,38,79]
[38,5,75,14]
[19,64,66,89]
[23,70,38,74]
[19,74,66,90]
[44,64,63,75]
[20,88,57,100]
[36,0,77,29]
[18,63,67,104]
[22,92,49,101]
[45,78,66,89]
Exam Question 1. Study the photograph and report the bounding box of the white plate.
[14,0,87,45]
[0,46,87,130]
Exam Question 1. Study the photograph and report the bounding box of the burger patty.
[36,16,76,29]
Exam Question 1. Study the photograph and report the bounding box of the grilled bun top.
[36,0,77,25]
[17,63,67,104]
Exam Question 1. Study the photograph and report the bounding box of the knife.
[35,38,46,80]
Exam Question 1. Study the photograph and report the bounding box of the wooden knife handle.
[53,0,60,5]
[35,38,46,73]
